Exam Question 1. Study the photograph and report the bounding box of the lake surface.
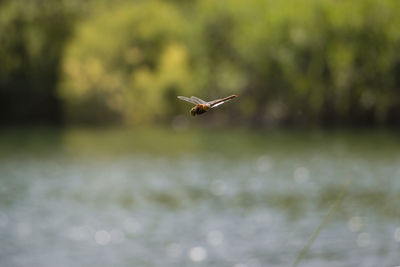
[0,128,399,267]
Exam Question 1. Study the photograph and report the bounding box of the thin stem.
[292,178,352,267]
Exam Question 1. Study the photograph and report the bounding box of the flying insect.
[177,95,238,116]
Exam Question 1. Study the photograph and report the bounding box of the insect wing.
[209,95,238,108]
[177,96,198,104]
[191,96,208,105]
[210,101,226,108]
[209,98,232,108]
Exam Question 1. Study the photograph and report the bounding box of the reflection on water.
[0,129,399,267]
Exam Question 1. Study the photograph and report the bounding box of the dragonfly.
[177,95,238,116]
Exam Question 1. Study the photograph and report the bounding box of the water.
[0,128,399,267]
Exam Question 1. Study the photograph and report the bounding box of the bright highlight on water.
[0,130,399,267]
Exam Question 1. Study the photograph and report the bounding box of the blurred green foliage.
[0,0,84,125]
[1,0,400,127]
[60,1,191,124]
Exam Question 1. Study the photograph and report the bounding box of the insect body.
[177,95,238,116]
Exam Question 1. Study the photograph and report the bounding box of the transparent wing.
[210,101,228,108]
[191,96,208,105]
[177,96,197,104]
[209,95,238,108]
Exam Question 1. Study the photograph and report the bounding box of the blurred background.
[0,0,400,266]
[1,0,400,127]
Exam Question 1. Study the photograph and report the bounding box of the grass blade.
[292,178,352,267]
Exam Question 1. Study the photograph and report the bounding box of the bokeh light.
[95,230,111,246]
[188,246,207,262]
